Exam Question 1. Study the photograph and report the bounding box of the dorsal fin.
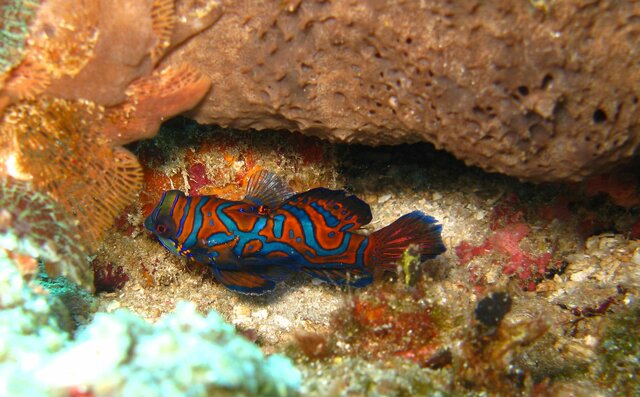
[243,170,294,208]
[280,188,372,231]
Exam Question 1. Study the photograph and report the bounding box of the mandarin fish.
[144,171,446,294]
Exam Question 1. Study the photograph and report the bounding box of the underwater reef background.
[0,1,639,396]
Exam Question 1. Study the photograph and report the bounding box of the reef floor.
[94,118,640,396]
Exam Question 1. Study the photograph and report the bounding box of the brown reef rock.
[165,0,640,182]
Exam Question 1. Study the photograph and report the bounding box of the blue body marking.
[183,197,209,249]
[281,204,352,256]
[273,214,285,238]
[169,193,180,217]
[310,201,340,227]
[176,197,192,238]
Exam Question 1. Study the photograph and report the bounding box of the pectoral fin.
[213,268,277,294]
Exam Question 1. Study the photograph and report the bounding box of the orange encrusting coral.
[27,0,99,79]
[326,284,445,366]
[0,0,216,253]
[2,54,51,100]
[1,98,143,249]
[1,0,99,104]
[101,63,211,145]
[150,0,176,63]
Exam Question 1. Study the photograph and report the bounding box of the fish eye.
[156,224,167,233]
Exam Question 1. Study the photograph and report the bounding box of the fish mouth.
[157,236,182,257]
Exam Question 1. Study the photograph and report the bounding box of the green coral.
[0,176,93,290]
[0,249,300,397]
[599,300,640,395]
[0,248,71,397]
[37,262,97,326]
[38,302,301,397]
[0,0,41,75]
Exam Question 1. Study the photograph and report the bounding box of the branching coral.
[0,247,72,397]
[37,302,301,397]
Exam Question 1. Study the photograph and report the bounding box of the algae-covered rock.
[300,356,453,397]
[599,300,640,395]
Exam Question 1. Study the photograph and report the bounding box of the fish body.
[145,171,446,294]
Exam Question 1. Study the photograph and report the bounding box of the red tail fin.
[367,211,445,270]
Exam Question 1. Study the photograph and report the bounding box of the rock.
[164,0,640,182]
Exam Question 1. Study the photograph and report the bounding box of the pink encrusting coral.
[187,162,211,196]
[489,193,524,230]
[456,194,555,291]
[490,225,552,290]
[456,223,553,291]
